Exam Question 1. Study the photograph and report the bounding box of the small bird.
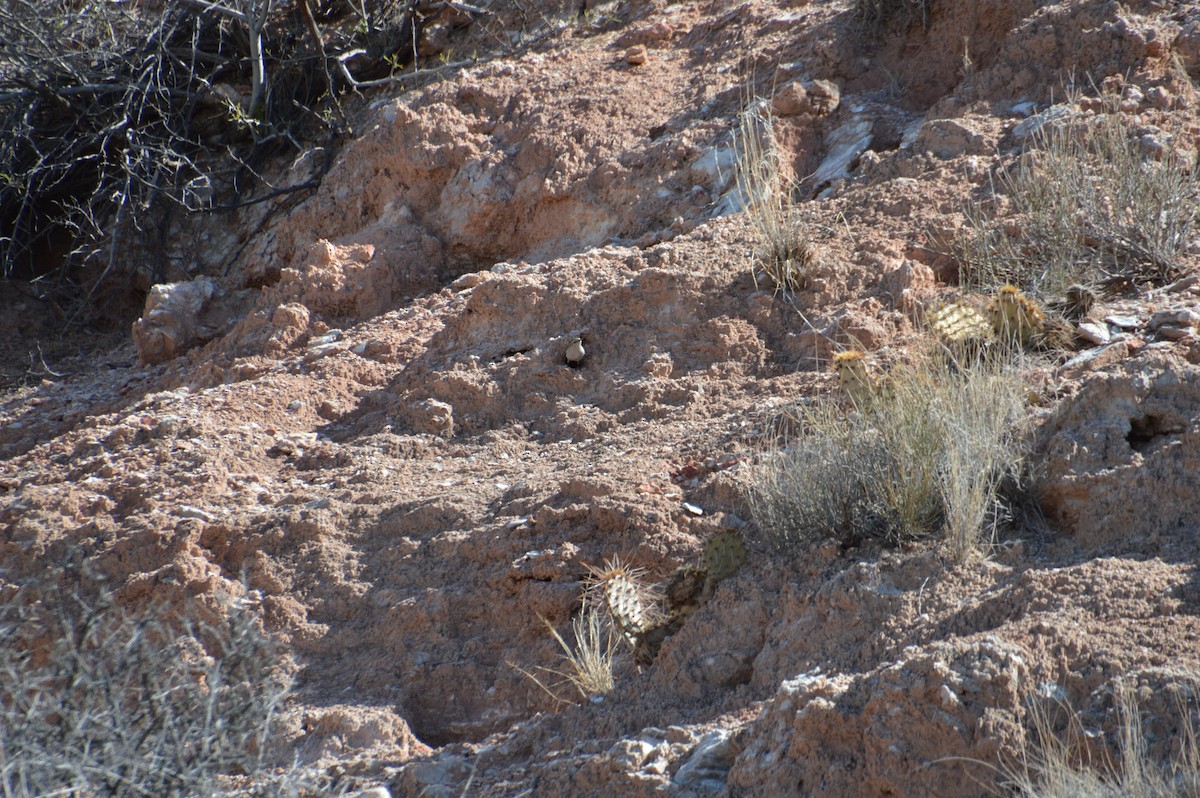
[565,336,586,367]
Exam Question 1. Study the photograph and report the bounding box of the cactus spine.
[588,558,660,648]
[701,531,747,585]
[592,532,749,668]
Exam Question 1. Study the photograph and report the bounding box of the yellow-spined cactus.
[927,302,992,347]
[833,350,878,408]
[588,558,661,648]
[594,534,748,668]
[987,284,1046,347]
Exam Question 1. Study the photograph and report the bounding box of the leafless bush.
[955,93,1200,301]
[0,576,292,798]
[0,0,437,316]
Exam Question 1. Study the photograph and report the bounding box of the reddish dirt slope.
[4,0,1200,795]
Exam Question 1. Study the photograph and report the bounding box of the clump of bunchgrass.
[745,347,1031,561]
[956,89,1200,301]
[515,600,623,706]
[734,102,819,298]
[1005,677,1200,798]
[0,575,292,798]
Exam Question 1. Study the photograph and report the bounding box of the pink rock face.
[132,277,218,365]
[1037,353,1200,551]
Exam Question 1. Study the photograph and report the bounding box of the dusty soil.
[4,0,1200,795]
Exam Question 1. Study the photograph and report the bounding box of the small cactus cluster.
[987,284,1046,347]
[701,531,748,589]
[928,284,1073,351]
[588,532,748,668]
[926,302,993,347]
[832,350,880,407]
[588,557,662,649]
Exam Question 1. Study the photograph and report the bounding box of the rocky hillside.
[3,0,1200,795]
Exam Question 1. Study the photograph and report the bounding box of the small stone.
[806,79,840,114]
[411,398,454,437]
[674,729,735,789]
[1150,308,1200,329]
[178,505,217,523]
[916,118,990,159]
[1105,314,1140,329]
[1012,104,1071,141]
[352,788,392,798]
[1011,100,1037,117]
[309,329,343,346]
[615,21,673,47]
[1165,274,1200,293]
[272,302,310,330]
[132,277,219,365]
[304,342,341,361]
[771,81,809,116]
[625,45,648,65]
[1077,321,1110,346]
[1157,325,1194,340]
[451,272,488,291]
[1148,86,1173,109]
[1059,340,1130,379]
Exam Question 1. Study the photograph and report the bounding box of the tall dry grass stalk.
[515,601,622,706]
[1007,678,1200,798]
[734,102,817,298]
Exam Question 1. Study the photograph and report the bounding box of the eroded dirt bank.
[4,0,1200,795]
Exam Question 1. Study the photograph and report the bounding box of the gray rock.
[674,728,735,791]
[1077,322,1110,346]
[132,277,218,365]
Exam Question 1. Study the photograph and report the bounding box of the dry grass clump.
[1007,679,1200,798]
[854,0,931,33]
[745,349,1030,561]
[957,92,1200,301]
[0,577,292,798]
[734,103,819,298]
[515,600,623,707]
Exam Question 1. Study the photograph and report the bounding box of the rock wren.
[565,336,586,367]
